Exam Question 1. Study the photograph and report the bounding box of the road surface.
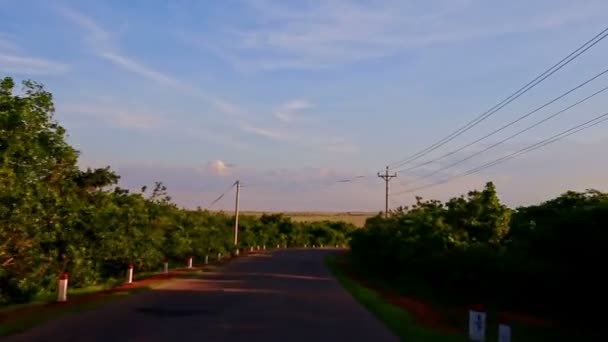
[8,249,399,342]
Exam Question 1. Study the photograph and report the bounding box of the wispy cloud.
[0,53,69,75]
[274,99,312,123]
[56,5,242,118]
[60,101,251,150]
[60,103,167,131]
[238,120,358,153]
[0,33,68,75]
[57,4,358,154]
[186,0,608,70]
[0,33,19,52]
[99,51,180,87]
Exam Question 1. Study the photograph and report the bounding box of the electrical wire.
[207,182,236,208]
[387,26,608,170]
[397,68,608,173]
[391,110,608,196]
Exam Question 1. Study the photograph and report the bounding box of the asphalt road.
[8,249,399,342]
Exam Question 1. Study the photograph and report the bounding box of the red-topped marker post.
[126,264,134,284]
[57,272,68,302]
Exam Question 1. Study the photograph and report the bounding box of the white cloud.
[209,160,228,175]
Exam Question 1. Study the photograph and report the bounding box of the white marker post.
[57,272,68,302]
[304,244,307,248]
[205,255,209,264]
[250,246,253,252]
[218,252,222,260]
[498,324,511,342]
[276,244,280,249]
[126,264,134,284]
[262,245,266,250]
[187,256,193,269]
[163,261,169,274]
[468,304,487,342]
[256,245,260,251]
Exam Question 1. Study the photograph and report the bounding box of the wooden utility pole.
[233,180,240,252]
[377,166,397,217]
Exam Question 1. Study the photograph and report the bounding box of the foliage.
[0,77,356,304]
[350,181,607,327]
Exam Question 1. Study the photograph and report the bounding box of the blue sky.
[2,0,608,211]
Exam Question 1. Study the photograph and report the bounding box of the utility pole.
[377,166,397,217]
[233,180,240,254]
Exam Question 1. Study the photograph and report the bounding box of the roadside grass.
[326,254,467,342]
[328,253,592,342]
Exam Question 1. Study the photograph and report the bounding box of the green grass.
[0,286,150,337]
[326,254,467,342]
[328,254,593,342]
[0,279,125,315]
[240,211,374,227]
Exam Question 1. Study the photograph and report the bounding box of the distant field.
[241,211,377,227]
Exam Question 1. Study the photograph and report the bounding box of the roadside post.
[57,273,68,302]
[498,323,511,342]
[127,264,134,284]
[468,304,486,341]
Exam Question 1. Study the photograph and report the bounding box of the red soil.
[0,251,254,326]
[336,255,554,334]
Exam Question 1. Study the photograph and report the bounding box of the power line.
[412,84,608,180]
[397,70,608,175]
[207,181,237,208]
[388,26,608,170]
[398,67,608,173]
[336,175,367,183]
[391,110,608,196]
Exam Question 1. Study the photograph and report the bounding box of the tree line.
[0,77,356,304]
[350,182,607,327]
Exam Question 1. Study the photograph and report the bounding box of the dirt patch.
[0,250,261,328]
[335,254,555,334]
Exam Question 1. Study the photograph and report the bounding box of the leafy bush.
[350,182,607,325]
[0,77,356,304]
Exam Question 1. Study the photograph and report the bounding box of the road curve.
[8,249,399,342]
